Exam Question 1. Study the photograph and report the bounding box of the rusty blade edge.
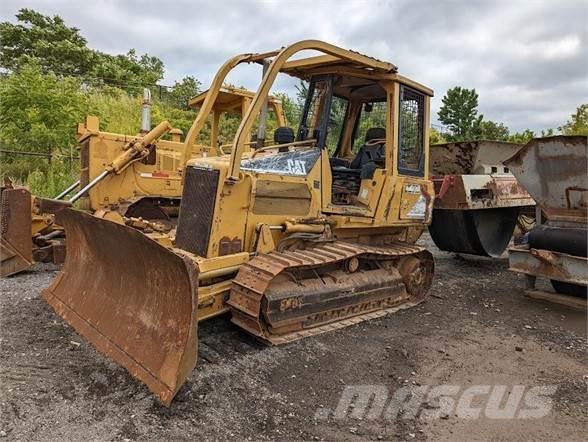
[42,287,176,407]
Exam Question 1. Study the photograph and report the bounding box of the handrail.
[179,40,398,181]
[179,53,258,174]
[250,139,317,158]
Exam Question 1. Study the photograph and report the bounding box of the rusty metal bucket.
[1,187,33,277]
[42,209,199,406]
[503,135,588,221]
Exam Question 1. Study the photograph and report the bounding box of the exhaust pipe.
[141,88,152,134]
[60,88,153,203]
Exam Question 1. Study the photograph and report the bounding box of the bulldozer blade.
[1,187,34,277]
[42,209,199,406]
[429,207,520,257]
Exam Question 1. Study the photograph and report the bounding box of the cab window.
[326,96,348,153]
[398,85,425,176]
[353,101,387,152]
[297,78,332,147]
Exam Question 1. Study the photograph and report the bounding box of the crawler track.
[228,241,433,344]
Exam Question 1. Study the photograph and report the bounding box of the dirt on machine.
[0,87,286,277]
[428,140,535,257]
[43,40,436,405]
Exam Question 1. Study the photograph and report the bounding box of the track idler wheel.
[397,252,434,301]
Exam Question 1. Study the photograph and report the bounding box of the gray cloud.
[2,0,587,132]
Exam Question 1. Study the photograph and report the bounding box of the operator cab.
[296,74,428,209]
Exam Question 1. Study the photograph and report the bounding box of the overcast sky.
[2,0,587,132]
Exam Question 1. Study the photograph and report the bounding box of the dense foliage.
[559,104,588,136]
[0,9,193,196]
[0,9,164,89]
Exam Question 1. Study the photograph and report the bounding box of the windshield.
[297,78,332,147]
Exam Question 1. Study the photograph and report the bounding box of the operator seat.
[332,127,386,179]
[350,127,386,175]
[274,126,295,144]
[274,126,295,152]
[250,127,294,151]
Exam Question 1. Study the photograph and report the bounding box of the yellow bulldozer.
[0,87,286,276]
[43,40,436,406]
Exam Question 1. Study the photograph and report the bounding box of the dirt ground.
[0,234,586,441]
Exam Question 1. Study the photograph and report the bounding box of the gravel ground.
[0,234,586,441]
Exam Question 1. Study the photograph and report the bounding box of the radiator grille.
[175,167,219,256]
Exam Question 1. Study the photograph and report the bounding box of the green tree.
[0,9,165,91]
[295,80,309,108]
[508,129,536,144]
[438,87,484,141]
[90,49,164,90]
[151,102,196,140]
[274,92,299,129]
[86,88,143,134]
[0,61,86,156]
[429,127,447,145]
[0,8,92,76]
[508,128,556,144]
[559,104,588,135]
[477,120,510,141]
[164,76,202,109]
[0,62,86,193]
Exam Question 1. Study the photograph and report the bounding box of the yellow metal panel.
[244,159,324,250]
[85,133,187,211]
[197,280,232,321]
[205,167,252,258]
[252,181,312,216]
[385,87,394,174]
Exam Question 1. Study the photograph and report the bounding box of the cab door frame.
[321,80,396,218]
